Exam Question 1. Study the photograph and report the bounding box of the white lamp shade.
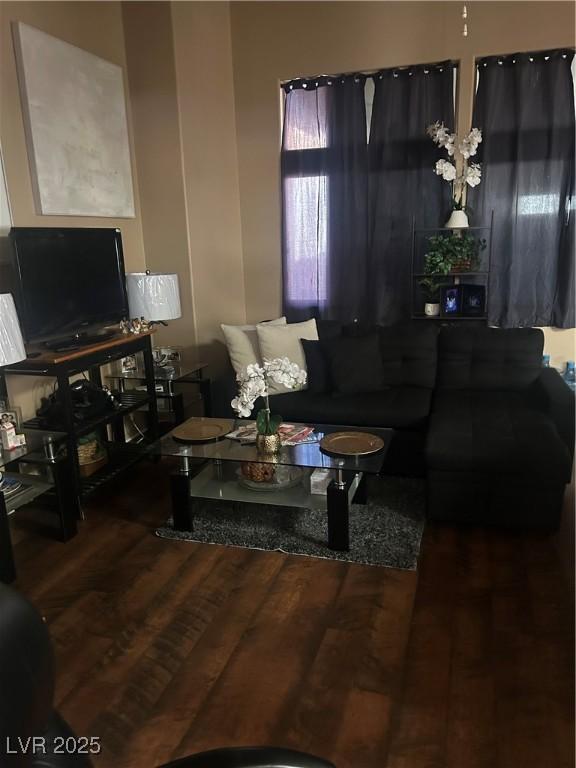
[0,294,26,366]
[126,272,181,322]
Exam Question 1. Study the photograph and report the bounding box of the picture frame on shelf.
[461,284,486,317]
[121,354,137,373]
[0,405,22,431]
[155,346,182,363]
[440,285,462,317]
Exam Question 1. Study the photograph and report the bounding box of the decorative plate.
[172,418,235,444]
[320,431,385,456]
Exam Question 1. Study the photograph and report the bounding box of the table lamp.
[126,271,181,371]
[126,271,181,326]
[0,293,26,406]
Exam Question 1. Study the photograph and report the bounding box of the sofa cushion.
[426,389,571,483]
[324,333,386,394]
[378,324,438,389]
[437,327,544,391]
[340,323,438,389]
[269,387,432,430]
[256,318,318,393]
[221,316,286,376]
[301,339,330,394]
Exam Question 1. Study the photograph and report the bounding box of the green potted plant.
[419,234,486,316]
[425,233,486,274]
[419,275,443,317]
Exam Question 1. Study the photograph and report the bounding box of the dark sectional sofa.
[214,323,574,530]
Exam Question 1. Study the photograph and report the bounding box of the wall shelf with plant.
[410,213,493,321]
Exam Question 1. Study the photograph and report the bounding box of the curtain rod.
[280,58,458,87]
[475,46,574,65]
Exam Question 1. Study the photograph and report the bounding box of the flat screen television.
[7,227,129,347]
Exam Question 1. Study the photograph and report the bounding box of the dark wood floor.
[10,464,574,768]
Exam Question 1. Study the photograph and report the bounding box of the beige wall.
[122,1,194,350]
[0,1,147,416]
[230,1,576,363]
[171,1,246,367]
[123,2,246,368]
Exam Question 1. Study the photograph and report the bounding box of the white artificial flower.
[469,127,482,145]
[465,163,482,187]
[244,362,264,379]
[427,122,455,151]
[426,122,442,142]
[232,357,307,415]
[459,127,483,159]
[435,159,456,182]
[231,397,252,418]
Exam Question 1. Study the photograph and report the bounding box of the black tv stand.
[44,329,116,353]
[2,332,159,541]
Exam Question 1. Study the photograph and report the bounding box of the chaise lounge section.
[426,327,573,529]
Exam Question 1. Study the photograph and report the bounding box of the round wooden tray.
[320,431,384,457]
[172,418,234,444]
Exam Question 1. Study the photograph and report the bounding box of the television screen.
[8,227,128,344]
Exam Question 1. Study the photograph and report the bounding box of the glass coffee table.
[151,418,393,551]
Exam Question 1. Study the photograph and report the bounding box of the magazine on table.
[226,422,317,446]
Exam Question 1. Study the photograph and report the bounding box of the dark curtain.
[367,63,455,324]
[281,75,369,322]
[471,50,575,328]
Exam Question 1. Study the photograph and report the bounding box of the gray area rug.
[156,476,425,569]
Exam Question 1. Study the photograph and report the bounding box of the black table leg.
[171,456,193,531]
[143,338,159,440]
[51,458,79,541]
[327,469,350,551]
[353,472,368,505]
[57,373,83,520]
[0,492,16,583]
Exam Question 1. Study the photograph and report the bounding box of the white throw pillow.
[256,318,319,393]
[221,317,286,376]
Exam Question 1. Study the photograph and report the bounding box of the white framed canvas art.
[0,146,11,234]
[12,22,135,218]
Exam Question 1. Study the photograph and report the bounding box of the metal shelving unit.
[0,429,74,584]
[2,332,159,520]
[410,213,494,322]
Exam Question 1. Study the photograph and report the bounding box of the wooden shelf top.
[15,331,155,368]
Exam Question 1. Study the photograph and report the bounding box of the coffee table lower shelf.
[170,460,366,551]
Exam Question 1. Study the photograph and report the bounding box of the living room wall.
[123,1,246,363]
[0,1,147,416]
[230,0,576,367]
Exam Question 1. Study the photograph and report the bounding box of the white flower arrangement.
[427,122,483,209]
[231,357,307,435]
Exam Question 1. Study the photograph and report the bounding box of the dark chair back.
[0,584,55,767]
[160,746,335,768]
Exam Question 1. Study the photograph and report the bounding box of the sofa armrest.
[532,368,575,459]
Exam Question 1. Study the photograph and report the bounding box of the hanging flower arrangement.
[427,122,482,211]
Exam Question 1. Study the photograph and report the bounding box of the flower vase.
[424,302,440,317]
[445,209,469,229]
[256,432,282,455]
